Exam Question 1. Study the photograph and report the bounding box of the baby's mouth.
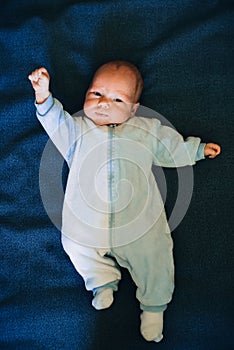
[95,111,109,118]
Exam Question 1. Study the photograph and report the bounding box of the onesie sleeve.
[35,94,80,165]
[36,94,54,116]
[195,143,206,161]
[152,119,205,167]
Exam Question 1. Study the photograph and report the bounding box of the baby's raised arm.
[28,67,50,104]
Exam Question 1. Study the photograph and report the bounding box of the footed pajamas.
[36,95,205,310]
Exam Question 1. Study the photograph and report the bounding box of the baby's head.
[84,60,143,125]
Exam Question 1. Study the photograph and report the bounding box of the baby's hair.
[94,60,143,102]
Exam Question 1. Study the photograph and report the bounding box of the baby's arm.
[28,67,79,165]
[204,143,221,158]
[28,67,50,104]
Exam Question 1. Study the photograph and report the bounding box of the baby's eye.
[92,91,102,97]
[114,98,123,103]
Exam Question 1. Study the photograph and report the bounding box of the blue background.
[1,1,233,349]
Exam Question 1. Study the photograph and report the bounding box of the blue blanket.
[1,1,233,349]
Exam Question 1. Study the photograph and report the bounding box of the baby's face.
[83,65,139,125]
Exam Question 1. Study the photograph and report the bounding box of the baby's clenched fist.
[28,67,50,104]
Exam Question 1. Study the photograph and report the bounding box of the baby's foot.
[92,288,114,310]
[140,311,164,342]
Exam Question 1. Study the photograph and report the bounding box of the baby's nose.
[98,96,110,108]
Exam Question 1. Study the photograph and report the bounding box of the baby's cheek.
[83,99,90,110]
[83,101,94,116]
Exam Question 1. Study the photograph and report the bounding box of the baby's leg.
[111,224,174,341]
[62,235,121,309]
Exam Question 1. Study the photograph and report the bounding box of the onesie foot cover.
[140,311,164,342]
[92,288,114,310]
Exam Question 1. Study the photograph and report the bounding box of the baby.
[29,61,221,342]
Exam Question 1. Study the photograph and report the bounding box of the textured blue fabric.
[1,1,233,349]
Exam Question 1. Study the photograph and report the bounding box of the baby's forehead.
[93,64,136,80]
[89,63,139,101]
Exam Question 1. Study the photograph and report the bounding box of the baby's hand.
[204,143,221,158]
[28,67,50,104]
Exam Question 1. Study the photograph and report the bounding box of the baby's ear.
[131,102,140,116]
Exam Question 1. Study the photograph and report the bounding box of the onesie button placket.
[108,124,116,249]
